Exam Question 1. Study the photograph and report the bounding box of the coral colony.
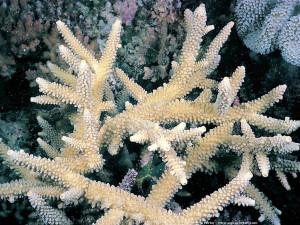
[235,0,300,66]
[0,3,300,225]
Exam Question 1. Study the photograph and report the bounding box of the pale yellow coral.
[0,3,299,225]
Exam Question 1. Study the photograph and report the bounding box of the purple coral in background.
[113,0,138,26]
[118,169,138,192]
[151,0,182,23]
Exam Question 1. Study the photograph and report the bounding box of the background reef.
[0,0,299,224]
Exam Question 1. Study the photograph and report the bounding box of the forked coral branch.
[0,3,299,225]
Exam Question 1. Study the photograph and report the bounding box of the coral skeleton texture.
[0,3,299,225]
[235,0,300,66]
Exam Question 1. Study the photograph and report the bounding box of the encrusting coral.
[0,3,299,225]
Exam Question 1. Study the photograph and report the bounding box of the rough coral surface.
[0,3,300,225]
[235,0,300,66]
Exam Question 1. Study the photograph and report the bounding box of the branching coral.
[0,3,300,225]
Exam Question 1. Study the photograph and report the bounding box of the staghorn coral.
[0,3,299,225]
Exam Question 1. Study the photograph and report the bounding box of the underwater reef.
[235,0,300,66]
[0,0,299,225]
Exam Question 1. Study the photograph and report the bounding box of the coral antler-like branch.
[0,3,299,225]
